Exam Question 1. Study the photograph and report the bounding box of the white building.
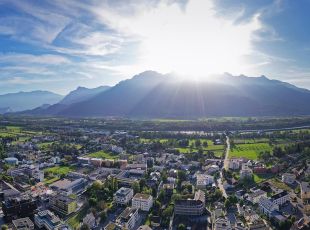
[271,191,290,206]
[258,197,279,217]
[247,189,267,204]
[214,217,232,230]
[132,193,153,211]
[229,159,240,170]
[34,210,61,230]
[83,212,96,229]
[116,207,139,230]
[282,173,296,185]
[114,187,134,205]
[196,174,214,189]
[240,164,253,180]
[206,165,220,174]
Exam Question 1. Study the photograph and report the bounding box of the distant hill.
[21,71,310,118]
[0,90,63,112]
[59,86,110,105]
[21,85,110,115]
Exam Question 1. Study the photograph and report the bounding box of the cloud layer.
[0,0,309,93]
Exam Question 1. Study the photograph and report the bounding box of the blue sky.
[0,0,309,94]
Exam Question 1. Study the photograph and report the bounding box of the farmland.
[229,143,272,160]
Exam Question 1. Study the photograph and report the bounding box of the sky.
[0,0,309,95]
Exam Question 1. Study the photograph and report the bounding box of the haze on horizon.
[0,0,309,94]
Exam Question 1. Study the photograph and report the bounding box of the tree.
[132,181,140,193]
[80,224,90,230]
[195,139,201,148]
[178,224,186,230]
[203,141,208,148]
[100,211,107,223]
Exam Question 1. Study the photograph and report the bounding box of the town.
[1,117,310,230]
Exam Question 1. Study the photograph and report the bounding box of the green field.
[67,205,88,229]
[44,166,74,176]
[176,139,225,155]
[86,150,118,159]
[229,143,272,160]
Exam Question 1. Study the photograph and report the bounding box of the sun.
[113,0,261,79]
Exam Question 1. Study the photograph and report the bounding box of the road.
[216,135,230,198]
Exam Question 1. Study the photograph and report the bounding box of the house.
[240,164,253,180]
[132,193,153,211]
[271,191,289,206]
[175,190,205,216]
[116,207,139,230]
[12,217,34,230]
[248,219,268,230]
[196,174,214,189]
[258,197,279,217]
[114,187,134,205]
[301,182,310,214]
[34,210,61,230]
[281,173,296,185]
[206,165,220,174]
[214,217,232,230]
[247,189,267,204]
[49,194,77,216]
[229,159,240,170]
[83,212,96,229]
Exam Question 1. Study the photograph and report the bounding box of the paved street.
[217,135,230,198]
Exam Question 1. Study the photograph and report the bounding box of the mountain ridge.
[15,71,310,118]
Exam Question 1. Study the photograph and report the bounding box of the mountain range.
[6,71,310,118]
[0,90,63,113]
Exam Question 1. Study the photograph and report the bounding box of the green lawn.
[268,178,292,191]
[44,166,74,176]
[38,142,56,149]
[229,143,272,160]
[67,205,88,229]
[44,176,60,185]
[253,173,273,183]
[86,150,119,159]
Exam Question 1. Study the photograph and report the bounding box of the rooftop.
[12,217,34,230]
[133,193,152,200]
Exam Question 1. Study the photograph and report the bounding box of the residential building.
[281,173,296,185]
[196,174,214,189]
[10,165,44,182]
[2,195,37,221]
[116,207,139,230]
[34,210,61,230]
[258,197,279,217]
[229,159,240,170]
[114,187,134,205]
[240,164,253,179]
[12,217,34,230]
[175,190,205,216]
[301,182,310,214]
[271,191,289,206]
[49,194,77,216]
[248,219,268,230]
[247,189,267,204]
[83,212,96,229]
[301,182,310,200]
[214,217,232,230]
[132,193,153,211]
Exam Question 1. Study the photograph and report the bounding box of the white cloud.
[0,53,71,65]
[89,0,262,77]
